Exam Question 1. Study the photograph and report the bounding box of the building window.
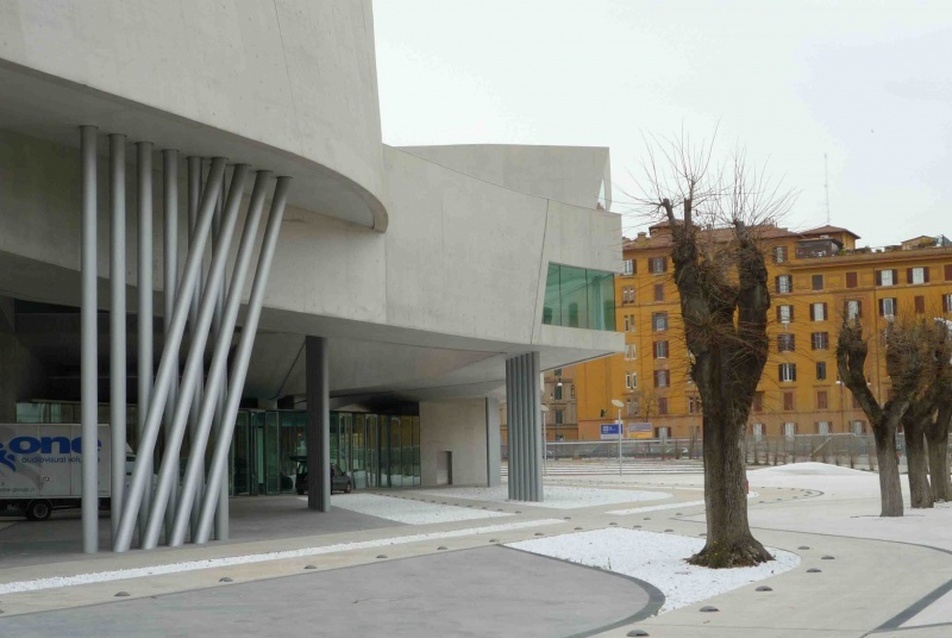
[554,385,563,400]
[624,314,636,332]
[570,385,576,399]
[816,361,827,380]
[622,259,635,276]
[811,332,829,350]
[812,274,824,291]
[915,295,925,314]
[622,287,635,304]
[779,363,797,382]
[773,246,788,263]
[777,304,794,324]
[688,396,702,414]
[845,299,862,320]
[879,297,897,318]
[657,397,669,415]
[753,423,765,439]
[653,340,669,359]
[652,312,668,331]
[654,369,670,388]
[817,390,828,410]
[777,333,796,352]
[907,267,929,284]
[810,302,828,321]
[783,422,797,438]
[852,420,866,435]
[783,391,795,411]
[846,271,858,288]
[649,257,667,274]
[555,410,564,425]
[876,269,897,287]
[625,372,634,389]
[654,283,664,302]
[944,293,952,313]
[752,391,764,412]
[625,343,637,360]
[626,399,636,416]
[775,275,792,294]
[817,421,831,435]
[656,425,671,438]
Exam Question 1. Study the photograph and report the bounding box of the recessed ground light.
[437,546,448,550]
[515,510,522,514]
[664,529,674,533]
[756,586,773,592]
[699,533,707,537]
[633,525,642,529]
[489,539,499,543]
[821,555,835,560]
[807,568,821,573]
[676,513,682,516]
[534,532,545,536]
[304,564,317,570]
[626,630,649,637]
[574,526,584,531]
[114,591,130,597]
[219,577,233,583]
[563,516,571,520]
[609,522,618,526]
[798,546,810,550]
[699,605,719,612]
[644,517,651,520]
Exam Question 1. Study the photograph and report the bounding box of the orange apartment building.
[546,223,952,442]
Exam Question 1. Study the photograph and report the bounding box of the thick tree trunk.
[689,410,772,568]
[903,419,933,508]
[926,424,952,502]
[873,419,904,516]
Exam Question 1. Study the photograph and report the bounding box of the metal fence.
[503,432,935,471]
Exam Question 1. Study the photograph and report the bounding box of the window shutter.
[906,268,913,284]
[776,307,781,322]
[857,300,863,318]
[915,296,925,313]
[946,264,952,281]
[778,365,783,382]
[846,272,857,288]
[875,270,882,286]
[790,305,795,322]
[662,258,668,272]
[879,299,884,316]
[924,267,930,283]
[822,302,828,319]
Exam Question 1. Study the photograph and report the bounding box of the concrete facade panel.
[420,399,489,487]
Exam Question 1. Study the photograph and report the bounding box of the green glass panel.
[560,266,588,329]
[542,262,561,325]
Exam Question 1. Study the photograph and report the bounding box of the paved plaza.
[1,462,951,637]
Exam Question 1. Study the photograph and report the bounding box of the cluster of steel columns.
[79,126,291,553]
[505,352,543,501]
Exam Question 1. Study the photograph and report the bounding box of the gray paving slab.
[0,545,658,638]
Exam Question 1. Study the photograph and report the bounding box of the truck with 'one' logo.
[0,424,134,521]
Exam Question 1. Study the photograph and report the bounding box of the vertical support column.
[195,176,291,544]
[80,125,99,554]
[137,141,154,538]
[187,157,205,537]
[162,149,179,540]
[485,398,501,487]
[306,336,331,512]
[109,134,127,541]
[505,352,542,502]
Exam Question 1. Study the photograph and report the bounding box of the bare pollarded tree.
[836,317,938,516]
[640,134,795,567]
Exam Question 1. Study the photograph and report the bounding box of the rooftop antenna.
[824,153,831,225]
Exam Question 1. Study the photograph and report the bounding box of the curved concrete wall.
[0,0,385,211]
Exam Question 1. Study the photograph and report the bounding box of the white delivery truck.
[0,423,131,521]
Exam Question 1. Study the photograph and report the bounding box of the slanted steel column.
[114,158,226,553]
[187,158,206,537]
[170,170,271,547]
[143,164,249,549]
[137,141,154,536]
[306,336,331,512]
[505,352,542,502]
[80,125,99,554]
[195,176,291,544]
[162,148,179,540]
[109,134,127,541]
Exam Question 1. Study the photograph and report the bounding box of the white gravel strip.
[414,485,670,509]
[0,519,564,595]
[326,493,510,524]
[511,528,799,613]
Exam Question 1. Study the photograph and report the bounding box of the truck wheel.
[25,499,53,521]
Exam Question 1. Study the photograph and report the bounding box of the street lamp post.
[611,399,624,476]
[540,404,549,475]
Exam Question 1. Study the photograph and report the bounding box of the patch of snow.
[510,528,799,613]
[413,485,670,509]
[751,462,871,477]
[328,493,510,524]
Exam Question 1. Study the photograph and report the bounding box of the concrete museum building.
[0,0,622,553]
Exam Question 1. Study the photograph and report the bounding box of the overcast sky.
[372,0,952,247]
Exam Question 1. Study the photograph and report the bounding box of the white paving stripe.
[0,519,565,595]
[605,493,759,516]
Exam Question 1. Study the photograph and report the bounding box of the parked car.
[290,456,353,495]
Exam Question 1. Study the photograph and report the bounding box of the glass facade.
[542,262,615,331]
[16,402,421,495]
